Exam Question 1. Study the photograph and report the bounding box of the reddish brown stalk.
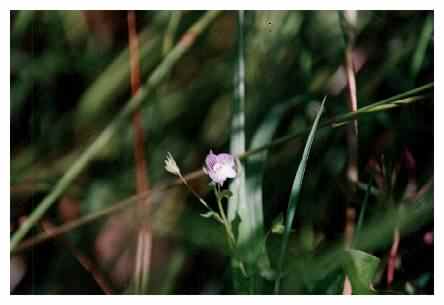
[128,10,149,196]
[345,46,359,188]
[345,46,359,137]
[341,11,359,295]
[128,10,152,293]
[387,228,400,287]
[41,220,113,294]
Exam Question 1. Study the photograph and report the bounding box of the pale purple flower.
[204,150,237,186]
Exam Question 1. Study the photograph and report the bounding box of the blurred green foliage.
[11,10,433,294]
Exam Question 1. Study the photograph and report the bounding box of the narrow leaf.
[274,97,326,294]
[228,10,253,294]
[354,178,372,246]
[247,100,302,240]
[247,100,301,283]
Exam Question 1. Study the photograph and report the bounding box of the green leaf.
[274,96,326,294]
[220,190,233,200]
[270,213,299,235]
[342,249,380,294]
[200,211,218,219]
[271,214,285,234]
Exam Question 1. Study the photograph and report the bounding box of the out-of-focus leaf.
[342,249,380,294]
[411,14,433,78]
[271,214,285,234]
[10,255,26,292]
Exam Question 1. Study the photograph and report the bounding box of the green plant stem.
[213,185,247,277]
[10,10,222,252]
[12,85,432,254]
[215,186,236,246]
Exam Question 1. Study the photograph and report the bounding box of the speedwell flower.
[203,150,237,186]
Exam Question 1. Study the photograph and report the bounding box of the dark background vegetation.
[10,11,433,294]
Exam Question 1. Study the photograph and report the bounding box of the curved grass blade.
[274,96,326,294]
[247,99,304,281]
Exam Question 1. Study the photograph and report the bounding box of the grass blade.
[411,14,433,78]
[274,96,326,294]
[246,99,304,282]
[228,10,251,293]
[228,10,246,227]
[353,179,372,247]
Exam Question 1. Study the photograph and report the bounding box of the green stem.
[214,186,247,277]
[10,11,222,252]
[214,186,234,244]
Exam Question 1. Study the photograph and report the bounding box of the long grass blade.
[228,10,246,225]
[274,96,326,294]
[246,100,300,290]
[227,10,251,293]
[246,99,303,283]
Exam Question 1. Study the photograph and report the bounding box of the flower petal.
[221,165,237,179]
[205,150,218,171]
[208,168,225,185]
[216,153,235,167]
